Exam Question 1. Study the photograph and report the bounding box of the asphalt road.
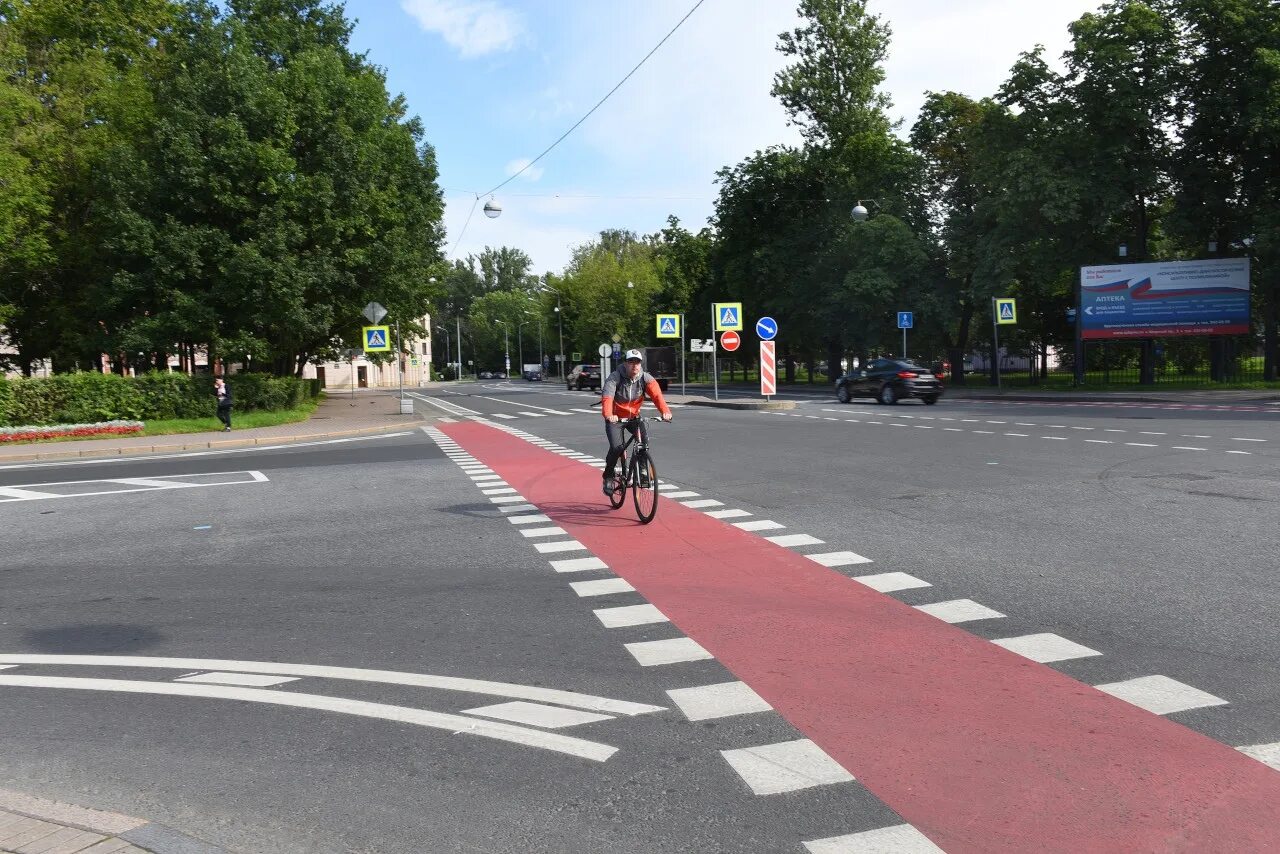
[1,381,1277,852]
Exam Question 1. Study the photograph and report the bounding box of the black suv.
[835,358,944,405]
[566,363,601,391]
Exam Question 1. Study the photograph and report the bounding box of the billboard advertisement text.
[1079,258,1250,340]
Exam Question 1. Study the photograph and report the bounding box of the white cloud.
[401,0,522,58]
[505,157,545,181]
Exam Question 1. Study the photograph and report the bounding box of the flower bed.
[0,420,145,444]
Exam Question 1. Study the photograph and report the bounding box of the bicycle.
[605,417,664,524]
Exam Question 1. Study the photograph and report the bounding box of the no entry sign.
[720,330,741,352]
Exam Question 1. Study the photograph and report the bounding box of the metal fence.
[964,336,1267,387]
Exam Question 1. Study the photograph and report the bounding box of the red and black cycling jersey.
[601,368,672,420]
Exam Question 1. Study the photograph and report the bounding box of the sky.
[337,0,1103,275]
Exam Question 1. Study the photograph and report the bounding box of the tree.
[1171,0,1280,379]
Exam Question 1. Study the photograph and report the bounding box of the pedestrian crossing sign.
[713,302,744,331]
[656,314,681,338]
[995,299,1017,325]
[363,325,391,352]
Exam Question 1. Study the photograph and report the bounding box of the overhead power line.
[481,0,708,197]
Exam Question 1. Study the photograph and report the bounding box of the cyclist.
[601,349,673,495]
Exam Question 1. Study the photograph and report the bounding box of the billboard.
[1080,258,1250,340]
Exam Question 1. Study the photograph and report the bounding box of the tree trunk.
[949,300,974,386]
[1265,277,1278,382]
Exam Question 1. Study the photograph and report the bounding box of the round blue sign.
[755,316,778,341]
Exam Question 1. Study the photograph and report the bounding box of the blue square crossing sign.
[363,325,391,353]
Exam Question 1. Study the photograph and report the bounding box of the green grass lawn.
[140,398,320,436]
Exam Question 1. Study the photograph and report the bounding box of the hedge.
[0,372,320,426]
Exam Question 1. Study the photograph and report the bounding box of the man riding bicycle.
[601,349,673,495]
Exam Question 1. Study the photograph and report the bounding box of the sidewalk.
[0,788,225,854]
[0,390,423,464]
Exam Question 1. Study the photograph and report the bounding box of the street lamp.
[851,199,881,222]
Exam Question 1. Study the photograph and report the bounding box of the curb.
[683,399,797,411]
[0,421,420,464]
[0,788,228,854]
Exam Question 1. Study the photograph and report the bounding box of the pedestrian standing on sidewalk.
[214,377,233,432]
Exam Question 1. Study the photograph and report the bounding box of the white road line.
[174,672,299,687]
[1232,437,1267,442]
[852,572,930,593]
[733,520,785,532]
[0,674,618,761]
[943,428,963,432]
[405,392,480,416]
[720,738,853,795]
[705,509,752,519]
[594,604,669,628]
[804,825,944,853]
[991,633,1102,663]
[1238,742,1280,771]
[624,637,713,667]
[507,514,552,525]
[569,578,634,597]
[1227,450,1253,455]
[1125,443,1158,448]
[550,557,609,573]
[1085,439,1113,444]
[661,491,700,499]
[519,527,567,539]
[973,430,995,435]
[913,599,1005,624]
[517,411,548,418]
[499,504,538,514]
[1094,675,1228,715]
[680,499,724,509]
[1182,434,1211,438]
[1004,433,1029,437]
[666,681,771,722]
[1140,431,1166,436]
[764,534,825,548]
[490,495,529,504]
[805,551,872,568]
[461,701,613,730]
[534,540,587,554]
[1041,436,1068,441]
[0,654,662,716]
[1172,446,1207,451]
[491,413,517,420]
[481,487,518,495]
[0,471,268,503]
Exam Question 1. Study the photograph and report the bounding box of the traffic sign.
[720,330,741,352]
[996,298,1017,325]
[755,316,778,341]
[656,314,681,338]
[362,326,391,353]
[598,343,611,357]
[898,311,913,329]
[572,352,581,362]
[362,302,387,324]
[714,302,744,331]
[690,339,714,353]
[760,341,776,397]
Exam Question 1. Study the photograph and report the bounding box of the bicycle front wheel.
[632,450,658,524]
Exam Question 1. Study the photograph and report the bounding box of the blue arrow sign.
[755,316,778,341]
[897,311,913,329]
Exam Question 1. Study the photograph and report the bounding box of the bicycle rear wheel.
[607,448,627,509]
[632,450,658,524]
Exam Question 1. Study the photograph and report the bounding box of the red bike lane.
[441,420,1280,853]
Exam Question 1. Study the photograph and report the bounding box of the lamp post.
[496,320,510,378]
[543,285,566,378]
[436,324,450,378]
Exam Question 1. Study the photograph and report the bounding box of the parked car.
[835,358,944,405]
[566,363,601,391]
[523,368,542,381]
[479,371,493,379]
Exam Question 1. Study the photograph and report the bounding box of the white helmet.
[624,349,644,362]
